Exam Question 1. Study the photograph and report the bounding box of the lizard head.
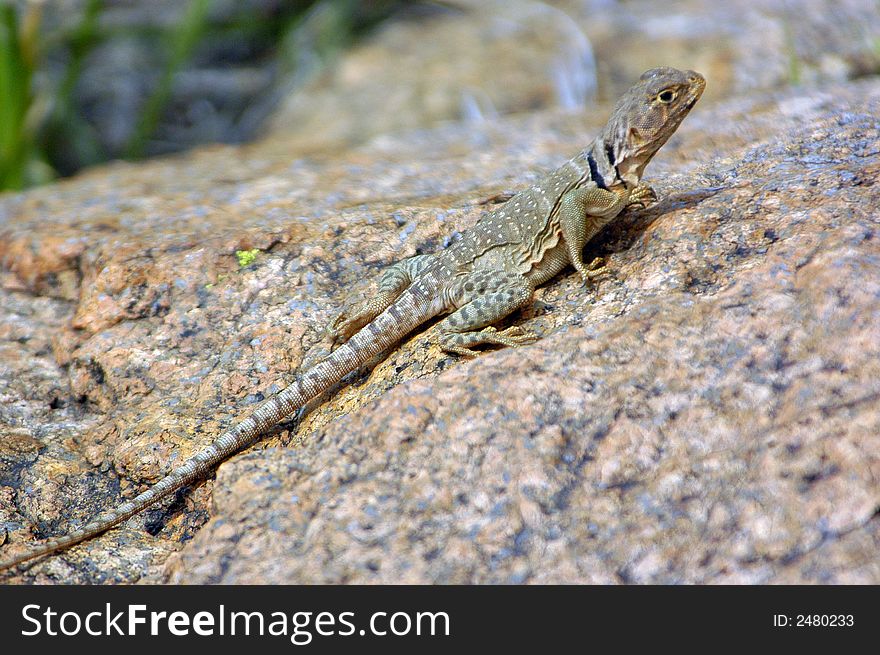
[602,67,705,187]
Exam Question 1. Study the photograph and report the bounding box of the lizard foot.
[626,184,658,210]
[327,303,375,349]
[441,325,539,356]
[575,256,612,285]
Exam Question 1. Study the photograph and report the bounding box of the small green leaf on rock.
[236,249,260,268]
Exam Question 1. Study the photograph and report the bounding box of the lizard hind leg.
[439,270,537,356]
[328,254,433,347]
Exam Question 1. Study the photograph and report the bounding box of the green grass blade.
[124,0,211,159]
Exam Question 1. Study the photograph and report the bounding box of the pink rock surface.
[0,8,878,583]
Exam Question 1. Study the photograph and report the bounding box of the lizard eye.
[657,89,676,104]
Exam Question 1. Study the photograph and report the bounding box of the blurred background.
[1,0,878,191]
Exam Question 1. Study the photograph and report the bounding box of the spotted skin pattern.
[0,68,704,572]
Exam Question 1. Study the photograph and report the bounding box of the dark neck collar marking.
[586,152,608,190]
[605,141,623,183]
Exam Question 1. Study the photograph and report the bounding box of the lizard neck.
[584,137,634,191]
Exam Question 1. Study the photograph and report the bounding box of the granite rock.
[0,12,878,584]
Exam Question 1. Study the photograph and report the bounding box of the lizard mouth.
[676,86,703,118]
[685,76,706,108]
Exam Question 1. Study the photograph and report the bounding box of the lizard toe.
[494,325,539,346]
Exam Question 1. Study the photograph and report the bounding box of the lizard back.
[439,149,598,278]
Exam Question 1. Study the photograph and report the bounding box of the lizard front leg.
[557,185,630,284]
[328,254,433,346]
[438,270,536,356]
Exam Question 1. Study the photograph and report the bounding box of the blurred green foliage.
[0,0,403,192]
[0,2,46,189]
[124,0,212,159]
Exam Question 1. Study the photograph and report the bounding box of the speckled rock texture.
[1,5,878,584]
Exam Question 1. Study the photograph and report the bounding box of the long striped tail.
[0,284,439,571]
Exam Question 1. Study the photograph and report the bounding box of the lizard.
[0,66,704,572]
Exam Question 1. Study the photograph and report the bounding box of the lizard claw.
[626,184,658,210]
[441,325,538,355]
[494,325,539,346]
[443,345,481,357]
[327,305,371,349]
[325,320,346,351]
[576,256,611,286]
